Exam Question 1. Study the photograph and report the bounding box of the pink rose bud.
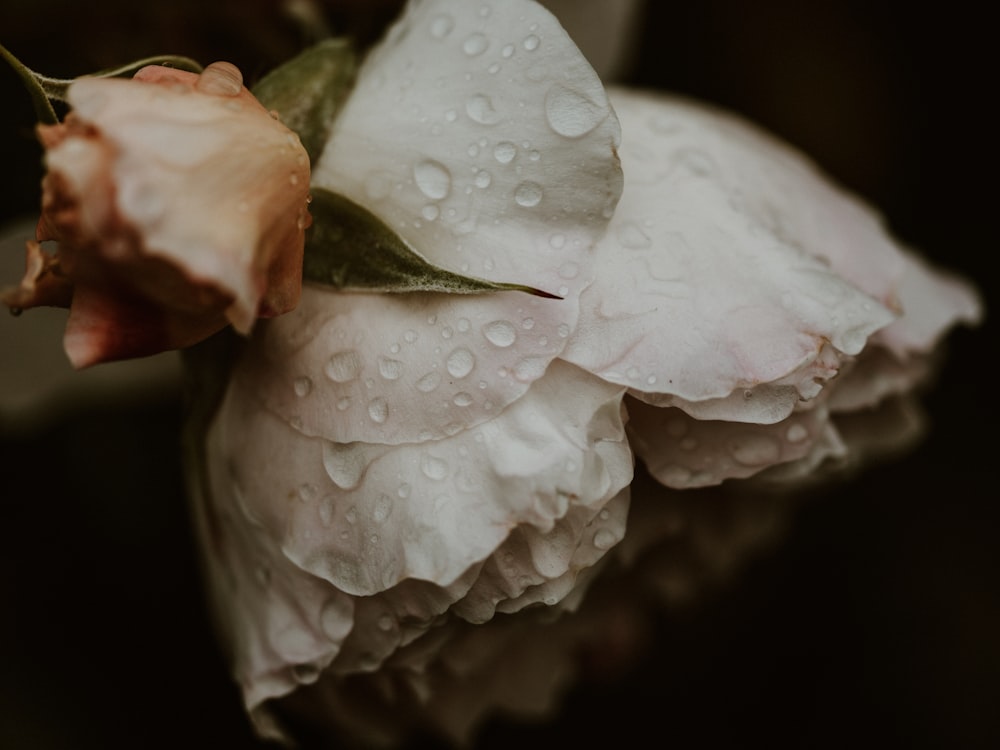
[3,61,311,367]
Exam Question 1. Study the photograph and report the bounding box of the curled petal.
[563,88,902,422]
[20,62,310,366]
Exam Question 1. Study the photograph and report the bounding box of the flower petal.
[236,284,579,444]
[211,358,630,598]
[562,88,901,423]
[313,0,622,297]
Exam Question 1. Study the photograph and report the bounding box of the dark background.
[1,1,996,748]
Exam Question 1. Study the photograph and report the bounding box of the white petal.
[237,284,578,444]
[562,88,900,422]
[626,397,833,488]
[212,359,630,599]
[313,0,622,298]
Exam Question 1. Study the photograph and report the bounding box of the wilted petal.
[14,62,311,367]
[314,0,622,294]
[563,88,901,422]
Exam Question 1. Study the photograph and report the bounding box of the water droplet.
[397,482,411,499]
[483,320,517,347]
[514,181,543,207]
[593,528,617,550]
[466,93,501,125]
[368,398,389,423]
[429,14,454,38]
[372,493,393,523]
[345,506,357,524]
[421,453,449,480]
[319,495,335,526]
[513,357,547,382]
[403,329,418,343]
[729,434,782,467]
[475,169,492,188]
[421,204,440,221]
[617,220,652,249]
[493,141,517,164]
[559,261,579,279]
[322,443,367,490]
[463,32,489,56]
[293,376,313,397]
[453,392,473,406]
[325,350,361,382]
[557,323,570,338]
[446,348,476,378]
[417,371,442,392]
[786,423,809,443]
[457,317,471,332]
[289,173,300,186]
[377,357,403,380]
[488,62,501,75]
[320,596,354,641]
[544,84,608,138]
[298,483,318,502]
[336,397,352,411]
[292,663,321,684]
[549,233,566,249]
[414,160,451,200]
[523,34,540,51]
[502,43,515,58]
[377,613,396,632]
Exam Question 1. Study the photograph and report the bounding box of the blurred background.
[1,1,996,748]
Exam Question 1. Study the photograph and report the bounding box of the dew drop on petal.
[377,613,396,632]
[786,423,809,443]
[368,398,389,424]
[463,32,489,56]
[421,453,449,480]
[483,320,517,347]
[429,14,454,39]
[493,141,517,164]
[523,34,540,51]
[475,169,492,188]
[446,347,476,378]
[293,376,313,397]
[502,43,515,58]
[730,434,782,467]
[514,181,543,207]
[453,392,473,406]
[417,371,442,392]
[372,493,393,523]
[414,159,452,200]
[378,357,403,380]
[292,663,322,684]
[320,596,354,641]
[544,83,608,138]
[325,351,361,382]
[322,443,367,490]
[422,204,440,221]
[593,528,617,550]
[466,93,502,125]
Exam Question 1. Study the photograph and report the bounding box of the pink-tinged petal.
[562,88,901,422]
[311,0,622,366]
[210,358,630,599]
[19,62,310,367]
[871,248,982,357]
[237,284,578,445]
[626,396,833,489]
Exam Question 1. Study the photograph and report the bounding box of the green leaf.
[251,38,357,165]
[304,187,560,298]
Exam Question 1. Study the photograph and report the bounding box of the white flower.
[193,0,981,742]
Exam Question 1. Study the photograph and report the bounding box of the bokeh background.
[1,1,996,748]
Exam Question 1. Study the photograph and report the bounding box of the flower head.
[3,61,311,367]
